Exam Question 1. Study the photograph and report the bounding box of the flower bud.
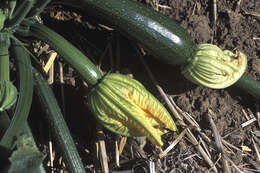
[88,73,177,147]
[181,44,247,89]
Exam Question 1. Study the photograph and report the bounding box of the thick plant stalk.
[27,0,51,17]
[0,41,33,149]
[6,0,35,28]
[0,9,7,30]
[0,42,9,81]
[0,35,17,112]
[33,69,85,173]
[235,74,260,99]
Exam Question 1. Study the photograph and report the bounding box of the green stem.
[6,0,34,28]
[27,0,51,17]
[0,40,33,149]
[7,0,17,19]
[0,41,9,81]
[33,68,85,173]
[0,9,7,31]
[235,74,260,99]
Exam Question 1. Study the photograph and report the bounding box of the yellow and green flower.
[181,44,247,89]
[88,73,177,147]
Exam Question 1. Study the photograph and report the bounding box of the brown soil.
[31,0,260,172]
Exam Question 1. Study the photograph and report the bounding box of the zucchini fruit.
[33,68,85,173]
[58,0,260,98]
[25,21,102,86]
[59,0,197,65]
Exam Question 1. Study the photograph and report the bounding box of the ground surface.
[30,0,260,172]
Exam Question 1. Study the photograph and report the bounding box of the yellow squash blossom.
[88,73,177,147]
[181,44,247,89]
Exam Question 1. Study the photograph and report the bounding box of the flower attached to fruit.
[181,44,247,89]
[88,73,177,147]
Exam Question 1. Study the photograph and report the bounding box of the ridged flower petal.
[181,44,247,89]
[88,73,177,147]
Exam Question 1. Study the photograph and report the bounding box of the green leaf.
[8,135,44,173]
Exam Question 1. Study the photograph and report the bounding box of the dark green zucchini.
[59,0,197,65]
[59,0,260,98]
[33,68,85,173]
[25,22,102,86]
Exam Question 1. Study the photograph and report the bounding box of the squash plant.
[0,0,259,172]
